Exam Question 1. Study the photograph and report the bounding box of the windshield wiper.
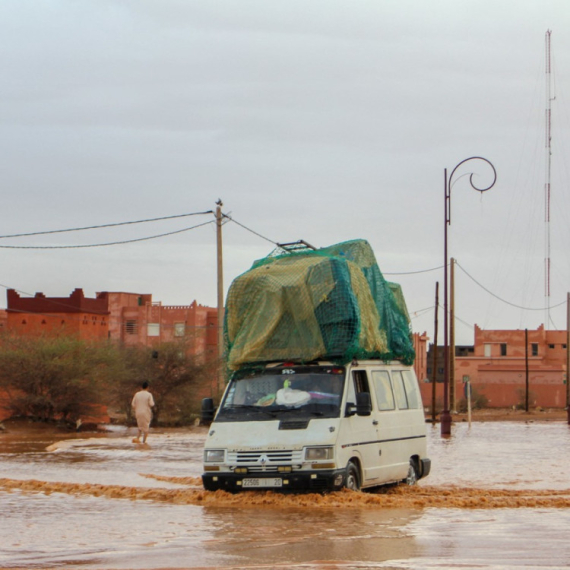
[223,404,278,417]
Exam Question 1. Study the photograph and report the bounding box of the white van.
[202,360,431,492]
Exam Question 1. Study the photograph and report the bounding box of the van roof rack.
[277,240,317,253]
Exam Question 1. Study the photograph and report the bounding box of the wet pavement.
[1,419,570,569]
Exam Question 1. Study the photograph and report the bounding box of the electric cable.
[222,214,279,246]
[0,220,214,249]
[384,266,443,276]
[0,210,214,239]
[456,261,566,311]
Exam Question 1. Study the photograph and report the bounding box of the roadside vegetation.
[0,334,217,427]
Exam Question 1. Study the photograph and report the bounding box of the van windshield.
[217,365,345,422]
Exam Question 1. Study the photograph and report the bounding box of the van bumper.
[202,469,347,493]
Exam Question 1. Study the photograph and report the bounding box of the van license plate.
[242,478,282,488]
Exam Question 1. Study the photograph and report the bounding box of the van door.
[342,369,383,486]
[389,369,424,479]
[372,370,411,482]
[369,369,403,482]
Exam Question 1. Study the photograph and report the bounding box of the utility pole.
[450,257,456,412]
[216,199,224,396]
[567,293,570,424]
[525,328,529,412]
[431,282,439,424]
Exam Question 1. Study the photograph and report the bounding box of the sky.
[1,0,570,346]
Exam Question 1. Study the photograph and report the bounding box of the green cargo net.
[224,239,415,370]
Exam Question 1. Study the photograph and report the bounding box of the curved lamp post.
[441,157,497,435]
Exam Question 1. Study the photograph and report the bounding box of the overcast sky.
[1,0,570,345]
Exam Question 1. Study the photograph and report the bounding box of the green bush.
[0,335,115,424]
[0,334,218,427]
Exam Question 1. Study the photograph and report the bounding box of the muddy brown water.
[1,419,570,569]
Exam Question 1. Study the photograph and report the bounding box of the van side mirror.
[345,392,372,417]
[356,392,372,416]
[201,397,216,424]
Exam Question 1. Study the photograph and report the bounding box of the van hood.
[205,418,340,451]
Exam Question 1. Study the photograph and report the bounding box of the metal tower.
[545,30,553,326]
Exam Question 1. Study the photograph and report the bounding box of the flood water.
[1,419,570,569]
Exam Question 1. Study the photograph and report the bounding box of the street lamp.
[441,157,497,436]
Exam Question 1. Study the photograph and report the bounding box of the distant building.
[104,291,218,361]
[6,288,110,340]
[412,331,429,384]
[420,325,568,409]
[425,344,475,383]
[5,288,219,360]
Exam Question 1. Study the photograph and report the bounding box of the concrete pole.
[450,257,456,413]
[431,282,439,424]
[567,293,570,424]
[216,200,224,396]
[525,328,529,413]
[441,168,452,435]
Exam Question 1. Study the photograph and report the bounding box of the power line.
[456,261,566,311]
[409,306,433,320]
[2,208,567,316]
[0,220,214,249]
[222,214,279,245]
[384,265,443,276]
[0,210,214,240]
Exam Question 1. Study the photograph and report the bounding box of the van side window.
[371,370,395,411]
[352,370,370,396]
[401,370,420,409]
[392,371,409,410]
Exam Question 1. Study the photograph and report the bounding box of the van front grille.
[228,449,303,467]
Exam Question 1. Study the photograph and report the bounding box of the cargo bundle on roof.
[224,239,415,370]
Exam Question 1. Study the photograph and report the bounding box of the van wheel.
[405,459,419,486]
[345,461,361,491]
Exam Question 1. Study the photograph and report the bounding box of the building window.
[531,343,538,356]
[484,344,492,357]
[174,322,185,337]
[125,320,138,335]
[549,344,555,349]
[500,343,507,356]
[147,323,160,337]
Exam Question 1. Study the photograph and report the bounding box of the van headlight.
[204,449,225,462]
[305,447,334,461]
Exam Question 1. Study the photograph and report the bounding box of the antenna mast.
[545,29,553,326]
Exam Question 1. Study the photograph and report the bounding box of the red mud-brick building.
[420,325,569,409]
[413,331,429,387]
[5,289,219,360]
[7,288,110,339]
[105,292,218,361]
